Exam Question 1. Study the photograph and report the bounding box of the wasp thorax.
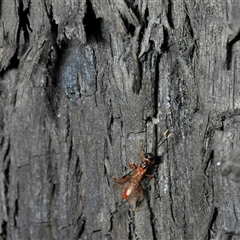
[141,161,148,169]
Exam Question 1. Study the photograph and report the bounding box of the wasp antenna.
[156,130,166,147]
[156,129,173,149]
[163,129,169,136]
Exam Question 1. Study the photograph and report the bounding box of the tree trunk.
[1,0,240,239]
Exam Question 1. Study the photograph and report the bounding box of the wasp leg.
[145,174,154,178]
[140,142,154,164]
[129,163,137,169]
[147,160,155,165]
[140,141,148,162]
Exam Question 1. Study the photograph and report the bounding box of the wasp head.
[140,154,154,169]
[144,153,153,161]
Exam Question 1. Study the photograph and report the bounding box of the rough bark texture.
[1,0,240,240]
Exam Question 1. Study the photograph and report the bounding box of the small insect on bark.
[114,129,173,210]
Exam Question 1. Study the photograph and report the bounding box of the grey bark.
[1,0,240,240]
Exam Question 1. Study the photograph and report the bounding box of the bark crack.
[1,138,10,238]
[83,0,102,42]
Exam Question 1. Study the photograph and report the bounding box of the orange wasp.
[114,129,172,210]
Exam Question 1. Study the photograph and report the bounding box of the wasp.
[114,129,172,210]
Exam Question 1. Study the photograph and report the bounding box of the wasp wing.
[113,167,136,188]
[126,185,144,210]
[113,172,132,193]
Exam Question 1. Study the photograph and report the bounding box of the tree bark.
[1,0,240,239]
